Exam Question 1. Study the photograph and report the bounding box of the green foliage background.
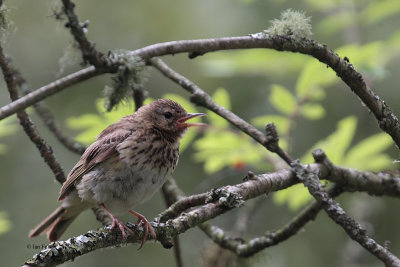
[0,0,400,266]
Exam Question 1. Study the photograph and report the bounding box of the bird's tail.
[29,205,82,242]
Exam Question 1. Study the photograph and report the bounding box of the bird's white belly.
[76,161,171,215]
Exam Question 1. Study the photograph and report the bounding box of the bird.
[29,99,205,248]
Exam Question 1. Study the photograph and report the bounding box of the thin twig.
[60,0,106,68]
[0,45,66,184]
[264,123,293,165]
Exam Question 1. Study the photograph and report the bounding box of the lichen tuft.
[104,50,146,111]
[267,9,312,40]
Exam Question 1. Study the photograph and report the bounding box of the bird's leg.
[99,203,134,240]
[128,209,156,249]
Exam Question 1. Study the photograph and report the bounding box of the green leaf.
[203,156,227,174]
[193,130,265,174]
[302,116,357,164]
[0,211,12,235]
[0,117,17,138]
[300,103,325,120]
[252,115,290,135]
[207,88,230,127]
[362,0,400,24]
[307,86,326,101]
[163,93,201,152]
[344,132,393,170]
[270,84,297,115]
[274,184,311,210]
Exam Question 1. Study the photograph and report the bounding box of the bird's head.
[137,99,206,136]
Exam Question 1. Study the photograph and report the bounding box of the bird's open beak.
[177,113,206,129]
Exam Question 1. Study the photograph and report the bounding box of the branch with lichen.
[1,33,398,150]
[103,51,146,111]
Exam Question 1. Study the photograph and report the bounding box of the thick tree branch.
[1,35,398,150]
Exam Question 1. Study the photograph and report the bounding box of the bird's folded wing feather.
[58,127,135,201]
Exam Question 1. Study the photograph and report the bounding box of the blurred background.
[1,0,400,266]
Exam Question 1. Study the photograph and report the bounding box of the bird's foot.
[128,209,156,249]
[99,203,134,240]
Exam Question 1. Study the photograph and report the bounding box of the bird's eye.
[164,112,173,119]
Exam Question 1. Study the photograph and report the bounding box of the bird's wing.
[58,126,135,201]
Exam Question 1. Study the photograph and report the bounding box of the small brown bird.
[29,99,205,247]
